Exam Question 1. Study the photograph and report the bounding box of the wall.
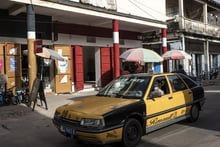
[117,0,167,22]
[53,33,142,48]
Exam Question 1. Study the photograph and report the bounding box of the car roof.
[120,72,177,78]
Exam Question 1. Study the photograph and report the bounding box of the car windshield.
[97,76,151,99]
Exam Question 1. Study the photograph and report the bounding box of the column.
[178,0,184,29]
[27,4,36,91]
[181,34,188,74]
[162,28,167,72]
[204,40,210,79]
[113,20,120,78]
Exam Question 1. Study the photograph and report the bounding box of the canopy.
[36,47,66,61]
[162,50,192,60]
[120,48,163,63]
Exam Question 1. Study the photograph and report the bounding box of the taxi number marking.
[149,111,177,126]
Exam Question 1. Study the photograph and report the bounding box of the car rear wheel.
[122,118,142,147]
[187,104,200,122]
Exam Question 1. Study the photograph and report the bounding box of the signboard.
[10,57,16,71]
[0,59,2,70]
[34,40,43,53]
[80,0,116,10]
[58,57,68,73]
[44,0,116,10]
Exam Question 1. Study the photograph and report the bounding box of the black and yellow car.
[53,73,205,147]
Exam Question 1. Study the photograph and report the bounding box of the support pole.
[27,4,36,91]
[113,20,120,78]
[204,40,210,79]
[162,28,167,72]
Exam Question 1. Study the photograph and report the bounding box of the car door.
[167,74,193,118]
[145,75,175,130]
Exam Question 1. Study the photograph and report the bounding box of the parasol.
[36,47,66,61]
[120,48,163,63]
[162,50,191,60]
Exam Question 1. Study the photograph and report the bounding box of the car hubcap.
[127,125,138,141]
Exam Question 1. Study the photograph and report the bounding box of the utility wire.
[127,0,166,21]
[128,0,157,19]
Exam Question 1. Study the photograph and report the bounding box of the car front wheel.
[187,104,200,122]
[122,118,142,147]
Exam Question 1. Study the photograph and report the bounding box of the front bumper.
[53,117,123,144]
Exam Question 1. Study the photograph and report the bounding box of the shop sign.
[10,57,16,71]
[34,40,43,53]
[44,0,116,10]
[58,57,68,73]
[80,0,116,10]
[0,60,2,70]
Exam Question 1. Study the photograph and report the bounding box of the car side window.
[148,76,170,98]
[168,75,187,92]
[178,74,198,88]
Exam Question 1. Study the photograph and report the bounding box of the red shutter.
[100,47,114,87]
[73,46,84,90]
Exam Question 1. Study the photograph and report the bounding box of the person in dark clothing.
[177,64,187,75]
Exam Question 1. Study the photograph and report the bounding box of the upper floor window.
[184,0,203,22]
[166,0,179,17]
[208,6,220,26]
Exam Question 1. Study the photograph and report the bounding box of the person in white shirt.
[0,70,8,92]
[150,81,164,97]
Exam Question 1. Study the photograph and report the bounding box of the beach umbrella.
[162,50,191,60]
[36,47,66,61]
[120,48,163,63]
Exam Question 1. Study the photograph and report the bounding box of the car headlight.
[54,111,61,120]
[80,118,105,129]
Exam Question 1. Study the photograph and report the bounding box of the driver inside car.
[150,80,164,97]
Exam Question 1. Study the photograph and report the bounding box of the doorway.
[83,46,96,88]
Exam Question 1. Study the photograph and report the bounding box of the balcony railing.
[183,18,220,37]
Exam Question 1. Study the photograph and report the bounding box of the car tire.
[122,118,142,147]
[187,104,200,122]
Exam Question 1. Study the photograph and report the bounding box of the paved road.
[0,84,220,147]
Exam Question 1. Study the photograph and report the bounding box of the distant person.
[0,69,8,92]
[177,64,187,75]
[150,80,164,97]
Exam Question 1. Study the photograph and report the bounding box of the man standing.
[177,64,187,75]
[0,69,8,92]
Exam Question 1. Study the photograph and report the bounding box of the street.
[0,83,220,147]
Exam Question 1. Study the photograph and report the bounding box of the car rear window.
[178,74,198,88]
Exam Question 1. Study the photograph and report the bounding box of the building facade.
[145,0,220,79]
[0,0,167,93]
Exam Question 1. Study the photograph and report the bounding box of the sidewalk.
[0,90,98,121]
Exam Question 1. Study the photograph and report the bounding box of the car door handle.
[168,97,173,100]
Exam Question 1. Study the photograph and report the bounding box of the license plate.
[60,126,76,136]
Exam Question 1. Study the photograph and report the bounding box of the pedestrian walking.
[176,64,187,75]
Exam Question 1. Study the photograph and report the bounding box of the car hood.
[57,96,139,120]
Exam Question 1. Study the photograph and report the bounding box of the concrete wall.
[53,33,142,48]
[117,0,166,22]
[0,33,142,48]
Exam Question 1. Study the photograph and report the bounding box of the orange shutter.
[73,46,84,90]
[100,47,114,87]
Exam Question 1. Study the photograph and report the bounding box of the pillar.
[178,0,184,29]
[27,4,36,91]
[113,20,120,78]
[162,28,167,72]
[204,40,210,79]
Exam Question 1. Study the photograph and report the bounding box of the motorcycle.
[0,90,3,106]
[15,88,23,104]
[4,87,14,105]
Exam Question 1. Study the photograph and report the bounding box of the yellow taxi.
[53,73,205,147]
